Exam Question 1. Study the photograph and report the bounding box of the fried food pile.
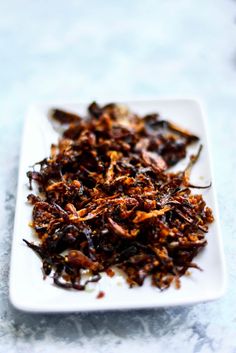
[24,102,213,290]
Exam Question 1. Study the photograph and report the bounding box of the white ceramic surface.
[9,99,226,312]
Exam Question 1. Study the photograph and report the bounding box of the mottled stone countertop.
[0,1,236,352]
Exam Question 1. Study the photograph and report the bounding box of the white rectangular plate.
[9,99,226,312]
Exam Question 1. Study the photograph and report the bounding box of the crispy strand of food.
[133,206,171,223]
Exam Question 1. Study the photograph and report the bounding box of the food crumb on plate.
[96,291,105,299]
[105,268,115,277]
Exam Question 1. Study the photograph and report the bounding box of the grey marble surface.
[0,1,236,352]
